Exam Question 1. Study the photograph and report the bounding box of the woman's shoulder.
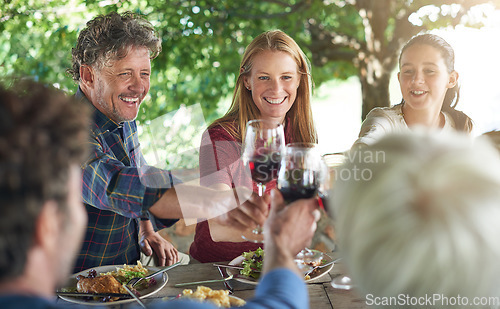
[362,104,405,128]
[365,104,403,119]
[206,121,240,142]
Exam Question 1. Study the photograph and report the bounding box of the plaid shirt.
[74,88,178,272]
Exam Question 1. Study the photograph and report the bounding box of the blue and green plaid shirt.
[74,88,178,272]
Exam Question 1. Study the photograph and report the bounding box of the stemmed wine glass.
[277,142,327,265]
[241,119,285,243]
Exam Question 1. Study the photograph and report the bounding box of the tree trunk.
[358,71,392,120]
[355,0,399,120]
[357,52,394,120]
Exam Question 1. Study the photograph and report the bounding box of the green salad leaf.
[240,248,264,279]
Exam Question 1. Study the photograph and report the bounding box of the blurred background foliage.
[1,0,499,168]
[3,0,499,119]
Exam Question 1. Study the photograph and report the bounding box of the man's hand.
[263,189,320,275]
[139,220,179,266]
[212,189,270,231]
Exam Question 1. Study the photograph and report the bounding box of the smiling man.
[69,11,184,272]
[69,12,271,273]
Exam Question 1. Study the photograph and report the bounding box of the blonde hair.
[333,130,500,308]
[211,30,316,143]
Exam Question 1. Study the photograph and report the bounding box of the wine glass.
[277,142,326,264]
[241,119,285,243]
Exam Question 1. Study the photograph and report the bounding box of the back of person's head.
[482,130,500,153]
[216,30,316,143]
[333,130,500,308]
[69,11,161,82]
[399,33,472,132]
[0,80,89,281]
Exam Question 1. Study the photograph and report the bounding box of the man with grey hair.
[333,130,500,308]
[69,11,269,272]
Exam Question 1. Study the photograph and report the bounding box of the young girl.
[353,33,473,148]
[190,30,317,263]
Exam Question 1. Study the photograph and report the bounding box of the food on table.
[239,248,328,280]
[77,274,123,294]
[303,258,329,280]
[67,262,154,302]
[103,261,154,289]
[182,286,246,307]
[240,248,264,279]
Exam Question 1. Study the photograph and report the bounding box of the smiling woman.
[352,33,473,149]
[242,50,300,124]
[190,29,318,263]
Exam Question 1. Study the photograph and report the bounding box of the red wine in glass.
[278,169,319,204]
[277,143,327,265]
[241,119,285,243]
[317,191,330,214]
[249,152,281,185]
[279,184,318,204]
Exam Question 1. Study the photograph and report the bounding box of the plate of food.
[180,286,246,307]
[58,262,168,305]
[226,248,334,285]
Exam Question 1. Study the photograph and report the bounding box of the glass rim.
[285,142,318,149]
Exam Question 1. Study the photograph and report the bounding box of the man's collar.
[76,87,122,133]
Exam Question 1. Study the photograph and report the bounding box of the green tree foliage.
[1,0,497,122]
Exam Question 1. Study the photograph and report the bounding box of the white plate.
[59,265,168,306]
[228,295,246,307]
[226,250,334,285]
[178,295,246,307]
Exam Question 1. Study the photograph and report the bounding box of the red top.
[189,121,292,262]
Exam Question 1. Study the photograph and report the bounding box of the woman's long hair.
[210,30,317,143]
[399,34,473,133]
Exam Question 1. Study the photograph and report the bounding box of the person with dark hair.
[0,81,90,306]
[190,29,317,263]
[0,80,320,309]
[69,11,272,272]
[353,33,473,148]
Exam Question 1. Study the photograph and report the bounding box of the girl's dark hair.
[399,34,473,132]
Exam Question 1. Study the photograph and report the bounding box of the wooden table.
[57,252,368,308]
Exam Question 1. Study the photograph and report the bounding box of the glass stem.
[257,183,266,197]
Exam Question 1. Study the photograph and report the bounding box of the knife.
[123,284,147,308]
[174,274,235,287]
[56,291,134,298]
[212,263,260,272]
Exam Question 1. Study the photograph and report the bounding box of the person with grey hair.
[333,130,500,308]
[69,11,272,273]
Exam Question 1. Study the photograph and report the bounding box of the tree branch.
[223,0,311,20]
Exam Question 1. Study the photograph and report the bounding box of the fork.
[174,274,234,287]
[216,266,234,294]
